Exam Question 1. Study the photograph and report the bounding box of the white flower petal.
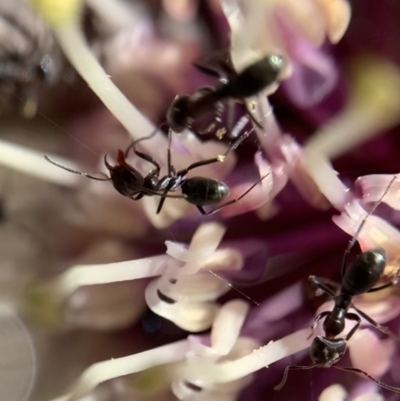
[175,328,313,383]
[318,384,347,401]
[348,329,394,377]
[314,0,351,43]
[49,340,189,401]
[145,280,220,332]
[211,300,250,356]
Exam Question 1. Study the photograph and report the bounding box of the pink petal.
[348,329,394,377]
[353,292,400,325]
[332,200,400,279]
[357,174,400,210]
[303,150,350,210]
[220,153,273,218]
[281,136,331,209]
[275,10,339,107]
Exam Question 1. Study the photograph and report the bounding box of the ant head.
[103,150,127,171]
[167,95,191,133]
[36,54,54,83]
[104,150,145,198]
[310,336,346,367]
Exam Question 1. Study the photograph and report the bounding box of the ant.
[45,125,268,216]
[167,51,287,134]
[0,53,55,116]
[275,174,400,394]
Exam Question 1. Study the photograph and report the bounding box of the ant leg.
[351,304,399,339]
[176,156,225,177]
[333,366,400,393]
[192,50,235,78]
[124,132,161,174]
[227,100,235,132]
[274,365,316,391]
[310,311,330,331]
[244,101,262,128]
[176,116,272,177]
[196,206,206,215]
[308,276,337,297]
[155,188,185,213]
[155,180,177,214]
[124,125,161,158]
[156,195,167,214]
[367,281,394,293]
[340,174,398,278]
[196,174,270,216]
[133,149,161,173]
[344,313,361,341]
[176,129,264,177]
[167,129,173,176]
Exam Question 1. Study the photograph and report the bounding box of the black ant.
[167,51,287,134]
[0,53,56,116]
[275,175,400,394]
[45,126,268,216]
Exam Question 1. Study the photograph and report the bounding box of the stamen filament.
[49,340,189,401]
[0,139,78,186]
[51,255,170,297]
[174,328,312,383]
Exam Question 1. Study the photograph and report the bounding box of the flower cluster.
[2,0,400,401]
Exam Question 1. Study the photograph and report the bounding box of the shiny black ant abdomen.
[167,54,286,133]
[180,177,229,207]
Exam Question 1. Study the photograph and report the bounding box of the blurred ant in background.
[0,0,64,117]
[167,51,287,136]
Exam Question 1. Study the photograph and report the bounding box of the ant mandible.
[45,126,268,216]
[275,174,400,394]
[167,51,287,133]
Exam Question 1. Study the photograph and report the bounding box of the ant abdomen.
[181,177,229,206]
[218,55,286,99]
[342,248,386,295]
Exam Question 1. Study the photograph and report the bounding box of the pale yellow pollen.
[27,0,82,27]
[368,226,389,245]
[362,286,395,303]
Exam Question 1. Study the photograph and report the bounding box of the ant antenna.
[333,366,400,393]
[124,123,168,158]
[167,128,173,176]
[274,365,317,391]
[206,269,260,306]
[44,155,110,181]
[341,173,398,276]
[275,364,400,393]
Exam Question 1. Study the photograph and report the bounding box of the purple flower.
[4,0,400,401]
